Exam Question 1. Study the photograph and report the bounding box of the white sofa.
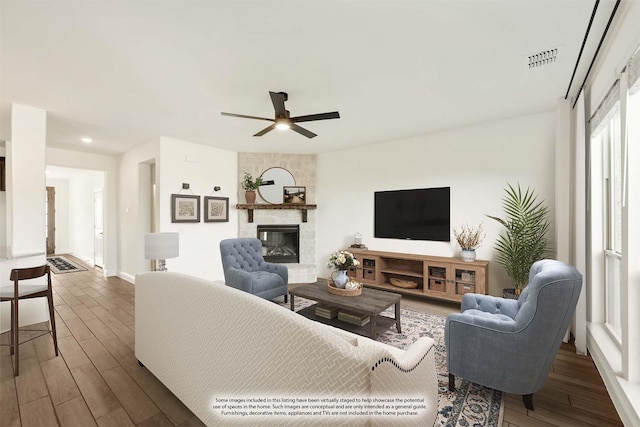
[135,272,438,426]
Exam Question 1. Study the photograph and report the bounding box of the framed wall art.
[171,194,200,223]
[283,186,306,205]
[204,196,229,222]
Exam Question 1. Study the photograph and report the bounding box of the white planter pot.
[461,249,476,262]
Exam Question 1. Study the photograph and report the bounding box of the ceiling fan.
[221,91,340,139]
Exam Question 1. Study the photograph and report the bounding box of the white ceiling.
[0,1,616,156]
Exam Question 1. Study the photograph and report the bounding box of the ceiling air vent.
[525,47,560,70]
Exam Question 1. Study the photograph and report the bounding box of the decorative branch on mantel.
[236,204,317,223]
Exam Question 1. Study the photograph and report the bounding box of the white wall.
[317,110,557,296]
[47,147,118,276]
[9,104,47,254]
[45,179,70,254]
[68,170,104,263]
[1,104,49,332]
[118,136,238,282]
[158,137,238,281]
[117,138,160,282]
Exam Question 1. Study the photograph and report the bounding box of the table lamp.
[145,232,179,271]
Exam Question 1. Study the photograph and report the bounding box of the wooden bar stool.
[0,265,58,376]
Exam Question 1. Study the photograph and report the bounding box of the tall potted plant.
[487,183,552,296]
[241,172,263,204]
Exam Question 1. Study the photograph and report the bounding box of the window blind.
[627,45,640,93]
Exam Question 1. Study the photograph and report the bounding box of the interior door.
[46,187,55,255]
[94,189,104,268]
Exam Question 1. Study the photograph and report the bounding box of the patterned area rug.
[46,256,88,274]
[281,296,504,427]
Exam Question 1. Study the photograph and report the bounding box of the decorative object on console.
[171,194,200,223]
[204,196,229,222]
[258,167,295,204]
[350,232,367,249]
[390,277,419,289]
[453,223,485,262]
[145,232,179,271]
[486,183,551,294]
[327,250,360,289]
[283,186,306,204]
[241,172,263,204]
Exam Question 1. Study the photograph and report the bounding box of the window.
[591,102,622,342]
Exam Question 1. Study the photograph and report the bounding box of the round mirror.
[258,167,295,204]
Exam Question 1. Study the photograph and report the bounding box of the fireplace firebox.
[257,225,300,263]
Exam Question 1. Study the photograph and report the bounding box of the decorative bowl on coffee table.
[327,281,362,297]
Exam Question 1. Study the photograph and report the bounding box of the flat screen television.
[374,187,450,241]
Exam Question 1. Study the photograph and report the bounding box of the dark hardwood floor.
[0,257,624,426]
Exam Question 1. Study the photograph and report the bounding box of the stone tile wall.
[237,153,317,283]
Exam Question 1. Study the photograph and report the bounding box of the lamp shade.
[145,233,179,260]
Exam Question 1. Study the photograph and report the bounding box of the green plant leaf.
[486,183,552,288]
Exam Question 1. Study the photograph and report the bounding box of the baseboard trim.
[69,252,94,267]
[118,272,135,284]
[588,323,640,426]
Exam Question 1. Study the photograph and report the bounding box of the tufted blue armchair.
[445,259,582,410]
[219,238,289,302]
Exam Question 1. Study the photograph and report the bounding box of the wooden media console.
[345,249,489,303]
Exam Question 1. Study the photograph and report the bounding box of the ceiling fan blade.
[254,124,276,137]
[221,112,273,122]
[290,111,340,123]
[269,91,287,118]
[290,123,317,139]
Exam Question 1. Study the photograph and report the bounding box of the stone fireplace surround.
[237,153,317,283]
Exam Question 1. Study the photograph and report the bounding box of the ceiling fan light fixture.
[221,91,340,138]
[275,119,290,130]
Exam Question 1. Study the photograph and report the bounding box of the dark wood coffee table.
[289,282,402,339]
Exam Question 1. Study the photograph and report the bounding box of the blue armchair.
[445,259,582,410]
[220,238,289,302]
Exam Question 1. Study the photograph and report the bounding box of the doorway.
[94,189,104,268]
[45,166,107,272]
[46,186,55,255]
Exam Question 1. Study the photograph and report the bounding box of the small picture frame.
[283,186,306,204]
[204,196,229,222]
[171,194,200,223]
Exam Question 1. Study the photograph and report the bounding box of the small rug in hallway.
[280,296,504,427]
[46,256,87,274]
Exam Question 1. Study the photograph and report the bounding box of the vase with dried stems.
[453,223,485,262]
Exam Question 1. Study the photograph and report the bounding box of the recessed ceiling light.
[81,137,93,143]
